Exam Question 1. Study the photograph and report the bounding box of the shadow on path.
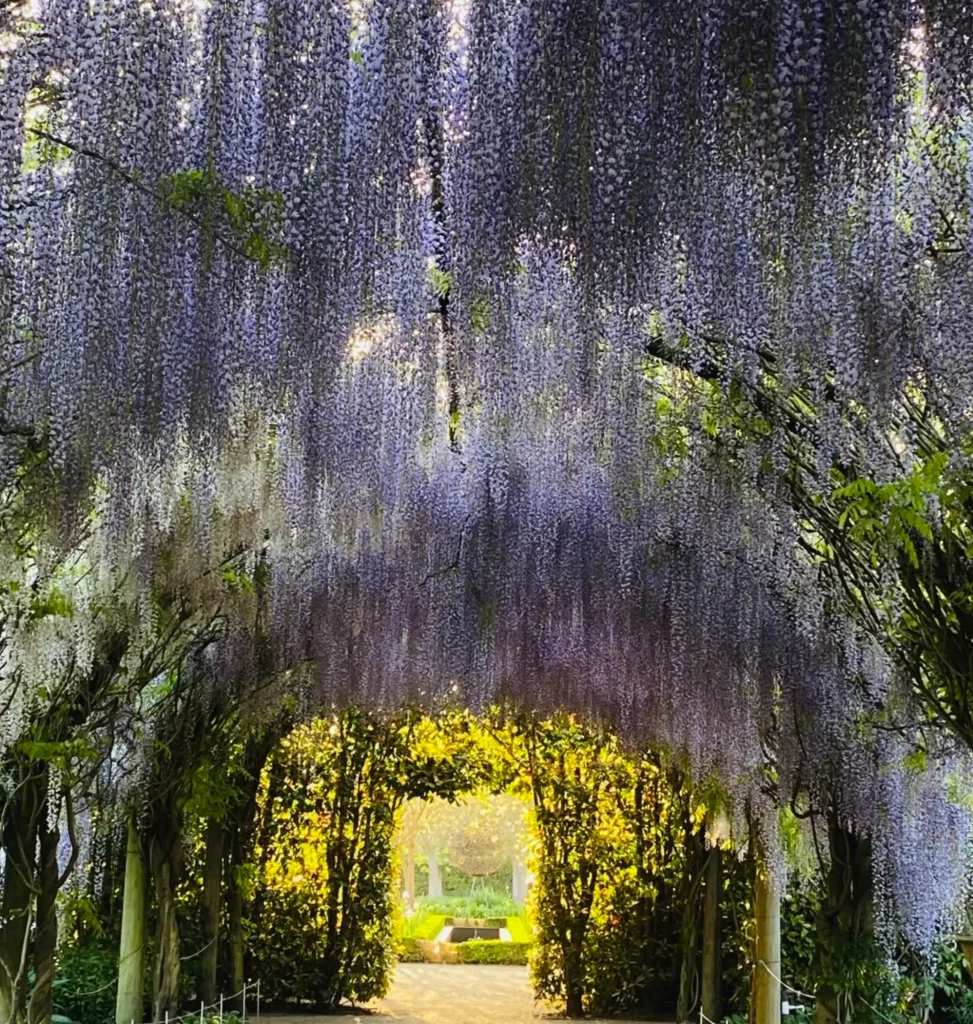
[265,963,671,1024]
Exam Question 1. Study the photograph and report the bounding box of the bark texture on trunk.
[149,795,183,1024]
[676,823,705,1024]
[116,815,148,1024]
[28,786,59,1024]
[0,763,42,1024]
[701,846,723,1024]
[563,936,585,1019]
[226,729,281,1012]
[814,816,873,1024]
[226,851,246,1012]
[198,819,223,1008]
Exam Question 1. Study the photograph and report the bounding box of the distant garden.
[44,708,973,1024]
[7,3,973,1024]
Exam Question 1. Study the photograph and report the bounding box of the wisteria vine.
[1,0,972,947]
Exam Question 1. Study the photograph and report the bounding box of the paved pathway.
[264,963,669,1024]
[369,963,537,1022]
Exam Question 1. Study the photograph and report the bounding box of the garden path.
[264,963,671,1024]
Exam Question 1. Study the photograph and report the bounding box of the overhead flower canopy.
[2,0,973,944]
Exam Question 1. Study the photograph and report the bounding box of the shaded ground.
[263,963,670,1024]
[370,963,536,1023]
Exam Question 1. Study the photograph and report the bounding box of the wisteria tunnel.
[2,1,973,1023]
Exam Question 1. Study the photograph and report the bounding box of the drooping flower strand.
[0,0,971,953]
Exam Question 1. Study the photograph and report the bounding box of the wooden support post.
[753,862,781,1024]
[115,815,147,1024]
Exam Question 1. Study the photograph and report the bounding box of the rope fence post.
[255,979,260,1024]
[242,982,247,1024]
[219,994,223,1024]
[200,1000,204,1024]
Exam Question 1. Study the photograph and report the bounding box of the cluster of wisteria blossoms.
[2,0,973,944]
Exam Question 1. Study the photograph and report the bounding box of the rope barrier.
[759,960,913,1023]
[68,944,146,998]
[856,994,908,1024]
[129,984,254,1024]
[758,959,816,1002]
[180,937,217,962]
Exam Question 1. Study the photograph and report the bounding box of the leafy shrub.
[456,941,531,966]
[248,709,485,1010]
[398,910,533,962]
[53,942,121,1024]
[397,938,425,963]
[416,891,523,919]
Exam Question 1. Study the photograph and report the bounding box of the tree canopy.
[2,0,973,960]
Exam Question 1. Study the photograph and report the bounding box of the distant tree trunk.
[198,820,223,1007]
[752,861,781,1024]
[814,815,873,1024]
[116,814,148,1024]
[401,844,416,909]
[676,829,705,1023]
[428,852,443,898]
[226,842,246,1012]
[0,761,42,1024]
[149,794,183,1023]
[28,777,59,1024]
[701,847,723,1024]
[563,930,585,1019]
[511,857,528,904]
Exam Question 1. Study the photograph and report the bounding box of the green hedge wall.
[456,941,531,966]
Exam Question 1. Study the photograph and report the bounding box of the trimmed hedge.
[456,940,531,965]
[398,937,425,962]
[397,911,533,964]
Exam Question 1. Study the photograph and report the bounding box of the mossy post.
[116,814,147,1024]
[753,861,781,1024]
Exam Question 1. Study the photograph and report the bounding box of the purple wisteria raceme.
[0,0,971,951]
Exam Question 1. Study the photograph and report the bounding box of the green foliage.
[397,937,424,963]
[400,912,447,941]
[506,916,533,943]
[428,266,452,298]
[780,878,820,1004]
[157,168,287,271]
[53,941,120,1024]
[889,941,973,1024]
[247,707,484,1010]
[829,453,945,571]
[485,714,711,1018]
[456,940,531,965]
[416,891,523,919]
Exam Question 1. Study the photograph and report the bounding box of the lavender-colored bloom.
[1,0,972,950]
